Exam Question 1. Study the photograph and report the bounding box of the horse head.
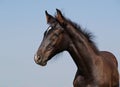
[34,11,71,66]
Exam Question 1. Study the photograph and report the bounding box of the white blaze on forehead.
[46,26,52,33]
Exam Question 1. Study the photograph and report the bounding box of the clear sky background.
[0,0,120,87]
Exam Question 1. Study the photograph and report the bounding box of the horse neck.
[66,24,99,78]
[68,43,94,78]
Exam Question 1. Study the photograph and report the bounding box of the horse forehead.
[46,24,62,35]
[45,26,54,35]
[46,26,52,33]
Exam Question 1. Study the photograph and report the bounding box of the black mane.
[55,14,99,53]
[67,18,94,43]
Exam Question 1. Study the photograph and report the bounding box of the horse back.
[100,51,118,68]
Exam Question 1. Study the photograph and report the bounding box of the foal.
[34,9,119,87]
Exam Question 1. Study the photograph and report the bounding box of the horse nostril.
[37,55,40,59]
[34,54,40,62]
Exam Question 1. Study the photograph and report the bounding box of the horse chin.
[34,58,47,66]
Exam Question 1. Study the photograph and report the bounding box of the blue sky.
[0,0,120,87]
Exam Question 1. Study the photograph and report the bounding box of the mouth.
[38,61,47,66]
[34,55,47,66]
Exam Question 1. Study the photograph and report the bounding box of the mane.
[55,14,99,54]
[67,18,94,43]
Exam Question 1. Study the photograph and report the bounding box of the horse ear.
[56,9,64,24]
[45,11,56,24]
